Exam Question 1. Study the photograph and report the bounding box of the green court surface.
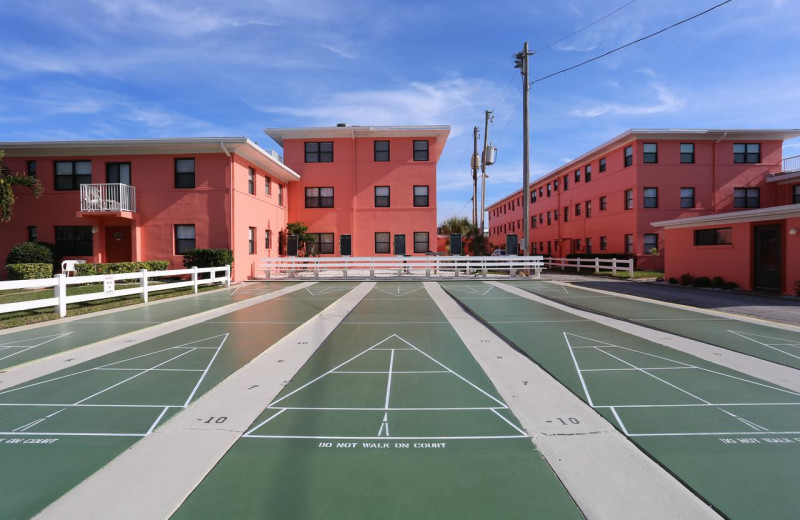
[0,282,348,519]
[509,280,800,371]
[0,282,295,371]
[444,281,800,520]
[172,282,584,520]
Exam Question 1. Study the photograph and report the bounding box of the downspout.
[351,128,356,255]
[713,131,727,211]
[220,142,234,278]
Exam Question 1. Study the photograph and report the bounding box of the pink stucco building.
[0,125,449,281]
[487,129,800,270]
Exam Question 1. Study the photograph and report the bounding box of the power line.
[455,196,473,217]
[531,0,734,85]
[534,0,639,53]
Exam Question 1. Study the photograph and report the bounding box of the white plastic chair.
[61,259,86,276]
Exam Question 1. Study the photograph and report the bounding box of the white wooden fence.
[544,257,634,277]
[0,266,230,318]
[258,256,545,279]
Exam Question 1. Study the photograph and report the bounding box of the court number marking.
[546,417,580,425]
[202,416,228,424]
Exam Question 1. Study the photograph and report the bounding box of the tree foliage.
[0,150,44,223]
[438,216,488,255]
[286,222,318,256]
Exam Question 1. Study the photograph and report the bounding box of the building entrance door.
[340,235,352,256]
[753,224,782,291]
[105,226,131,263]
[394,234,406,255]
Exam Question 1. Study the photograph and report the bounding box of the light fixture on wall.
[91,227,99,234]
[790,228,798,236]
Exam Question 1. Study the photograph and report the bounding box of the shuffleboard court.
[444,281,800,520]
[0,282,295,371]
[507,280,800,371]
[172,282,584,519]
[0,282,352,519]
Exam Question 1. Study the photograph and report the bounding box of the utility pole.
[480,110,493,236]
[472,126,479,227]
[515,42,533,256]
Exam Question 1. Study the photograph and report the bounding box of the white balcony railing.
[783,155,800,173]
[80,183,136,212]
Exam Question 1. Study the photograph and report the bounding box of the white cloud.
[569,84,684,118]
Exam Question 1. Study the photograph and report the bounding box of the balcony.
[80,183,136,213]
[782,154,800,174]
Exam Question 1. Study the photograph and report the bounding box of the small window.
[694,227,732,246]
[305,142,333,163]
[248,168,255,195]
[680,187,695,208]
[585,200,592,217]
[547,212,551,225]
[625,234,633,254]
[175,225,196,254]
[625,189,633,210]
[55,160,92,191]
[680,143,695,164]
[733,143,760,164]
[599,158,606,172]
[554,179,559,191]
[531,216,537,228]
[530,190,536,203]
[375,186,390,207]
[248,227,256,254]
[574,202,581,217]
[643,143,658,163]
[375,232,391,254]
[539,187,543,197]
[106,162,131,184]
[414,232,429,253]
[574,239,582,252]
[305,187,334,208]
[574,169,581,182]
[554,209,559,221]
[585,164,592,182]
[265,229,271,249]
[624,145,633,167]
[539,214,543,225]
[643,187,658,208]
[586,238,592,255]
[278,184,284,206]
[55,226,93,256]
[28,226,38,242]
[793,185,800,204]
[733,187,760,208]
[175,158,195,189]
[414,185,429,207]
[27,160,37,178]
[563,175,569,190]
[600,196,607,211]
[644,234,658,254]
[413,140,429,161]
[600,236,607,251]
[564,206,569,222]
[307,233,334,255]
[265,175,271,195]
[547,184,551,197]
[374,141,390,162]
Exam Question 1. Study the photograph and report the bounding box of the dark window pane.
[413,140,429,161]
[374,141,390,162]
[55,226,93,256]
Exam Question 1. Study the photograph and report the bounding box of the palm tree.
[438,215,487,255]
[0,150,43,223]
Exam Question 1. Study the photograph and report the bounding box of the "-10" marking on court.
[318,442,447,449]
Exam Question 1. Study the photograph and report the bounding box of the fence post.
[53,274,67,318]
[192,266,199,293]
[140,269,149,303]
[370,258,375,278]
[611,258,617,275]
[225,265,231,287]
[595,258,600,274]
[628,259,634,278]
[576,258,581,272]
[560,257,565,271]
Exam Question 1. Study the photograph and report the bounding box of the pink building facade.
[487,130,800,270]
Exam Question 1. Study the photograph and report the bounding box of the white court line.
[228,285,242,295]
[0,431,145,437]
[265,406,508,411]
[371,348,414,351]
[146,407,171,435]
[0,332,73,362]
[331,371,449,374]
[384,349,395,409]
[729,330,800,361]
[243,434,527,440]
[243,408,288,436]
[595,402,800,409]
[373,286,423,297]
[183,334,228,407]
[0,403,181,408]
[610,407,630,436]
[563,333,595,407]
[97,368,204,372]
[629,431,800,438]
[580,367,695,372]
[489,320,588,324]
[490,409,529,437]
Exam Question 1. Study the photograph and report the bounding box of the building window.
[625,234,633,254]
[643,143,658,163]
[414,232,429,253]
[54,160,91,191]
[624,145,633,167]
[680,187,695,208]
[600,236,607,251]
[175,225,196,255]
[413,140,429,161]
[547,184,551,197]
[414,185,429,207]
[175,158,195,189]
[554,179,559,191]
[55,226,93,256]
[547,212,551,225]
[564,175,569,190]
[375,186,390,207]
[265,176,271,195]
[574,169,581,182]
[531,216,537,228]
[625,189,634,210]
[734,187,760,208]
[585,164,592,182]
[375,232,390,254]
[248,227,256,254]
[586,238,592,255]
[564,206,569,222]
[278,184,284,206]
[643,187,658,208]
[574,239,582,252]
[248,168,255,195]
[539,214,543,225]
[531,190,536,203]
[575,202,581,217]
[694,227,732,246]
[265,229,271,249]
[305,187,334,208]
[106,162,131,184]
[600,196,607,211]
[599,158,606,172]
[27,160,37,177]
[734,143,760,164]
[28,226,38,242]
[539,187,543,197]
[794,185,800,204]
[374,140,390,162]
[308,233,334,255]
[680,143,695,164]
[305,142,333,163]
[644,233,658,254]
[585,200,592,217]
[554,209,559,221]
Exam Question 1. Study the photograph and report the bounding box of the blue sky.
[1,0,799,222]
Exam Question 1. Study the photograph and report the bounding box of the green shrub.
[5,242,55,266]
[75,261,170,276]
[692,276,712,288]
[679,273,694,286]
[6,263,53,280]
[182,249,233,268]
[668,277,679,284]
[711,276,725,289]
[722,281,738,290]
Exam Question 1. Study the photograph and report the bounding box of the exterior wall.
[284,135,441,256]
[487,135,788,269]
